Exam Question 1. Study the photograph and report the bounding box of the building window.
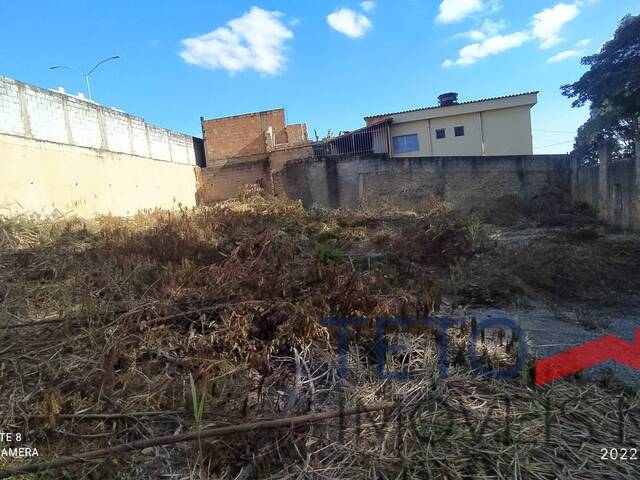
[455,126,465,137]
[393,134,420,153]
[436,129,446,139]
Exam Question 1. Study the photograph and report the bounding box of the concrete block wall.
[130,117,150,157]
[103,109,131,154]
[1,134,199,217]
[270,144,314,174]
[147,125,171,162]
[0,75,205,217]
[0,75,204,166]
[0,80,24,136]
[574,164,599,208]
[67,95,102,148]
[607,161,637,229]
[24,84,68,143]
[573,144,640,231]
[278,154,571,210]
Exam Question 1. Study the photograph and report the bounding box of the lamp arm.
[87,55,120,76]
[49,65,84,75]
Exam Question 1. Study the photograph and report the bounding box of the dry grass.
[240,339,639,480]
[0,186,638,479]
[476,185,598,229]
[450,227,640,308]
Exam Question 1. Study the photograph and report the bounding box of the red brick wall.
[196,159,271,204]
[197,108,315,203]
[201,109,286,162]
[195,143,314,203]
[285,124,308,145]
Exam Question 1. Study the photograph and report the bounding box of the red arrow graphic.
[535,329,640,386]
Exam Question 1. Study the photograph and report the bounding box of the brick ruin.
[196,108,313,203]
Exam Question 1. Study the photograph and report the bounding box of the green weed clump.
[313,242,342,263]
[464,213,485,251]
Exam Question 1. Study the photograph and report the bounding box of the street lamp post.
[50,55,120,102]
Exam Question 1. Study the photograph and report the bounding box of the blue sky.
[0,0,637,153]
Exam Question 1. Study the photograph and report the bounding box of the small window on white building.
[455,126,465,137]
[436,129,446,139]
[393,134,420,153]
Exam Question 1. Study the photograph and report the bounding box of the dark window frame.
[435,128,446,139]
[392,134,420,153]
[454,126,465,137]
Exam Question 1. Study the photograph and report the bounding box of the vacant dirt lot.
[1,187,639,479]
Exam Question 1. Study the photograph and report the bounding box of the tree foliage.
[561,14,640,163]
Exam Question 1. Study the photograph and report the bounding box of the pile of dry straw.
[0,187,637,478]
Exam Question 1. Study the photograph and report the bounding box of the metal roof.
[364,91,539,120]
[331,118,391,139]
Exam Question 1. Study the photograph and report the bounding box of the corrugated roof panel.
[364,91,539,120]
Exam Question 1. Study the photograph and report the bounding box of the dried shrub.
[1,186,638,479]
[480,189,599,228]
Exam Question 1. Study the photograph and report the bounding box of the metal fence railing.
[312,121,390,158]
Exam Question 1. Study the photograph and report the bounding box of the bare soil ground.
[0,187,639,479]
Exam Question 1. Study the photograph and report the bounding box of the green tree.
[561,14,640,164]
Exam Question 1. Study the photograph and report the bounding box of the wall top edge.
[0,75,201,141]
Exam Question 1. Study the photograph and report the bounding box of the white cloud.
[531,3,580,49]
[327,8,372,38]
[480,19,507,36]
[437,0,484,23]
[360,1,376,12]
[456,18,507,41]
[547,39,590,63]
[179,7,294,76]
[443,31,530,66]
[486,0,502,14]
[444,2,584,67]
[546,49,582,63]
[465,31,487,41]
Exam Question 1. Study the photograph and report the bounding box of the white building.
[364,91,538,157]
